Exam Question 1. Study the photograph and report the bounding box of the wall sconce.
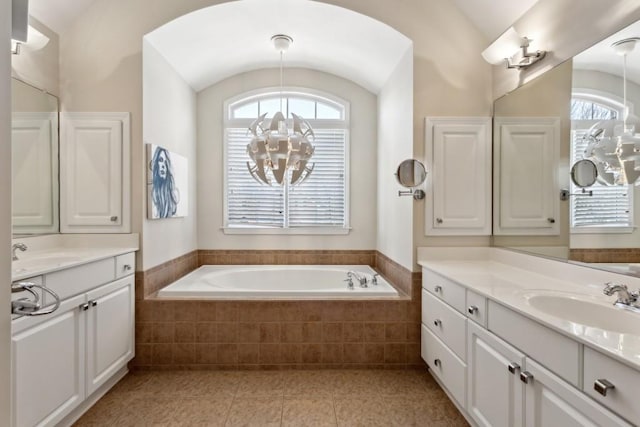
[11,25,49,55]
[482,27,546,70]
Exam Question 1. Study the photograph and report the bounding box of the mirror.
[493,19,640,276]
[11,78,59,235]
[570,159,598,187]
[396,159,427,187]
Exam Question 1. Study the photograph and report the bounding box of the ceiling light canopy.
[246,34,315,186]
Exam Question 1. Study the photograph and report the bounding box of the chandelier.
[246,35,315,186]
[584,37,640,185]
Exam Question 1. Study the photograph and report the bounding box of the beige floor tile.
[172,397,234,426]
[225,396,283,426]
[282,370,342,397]
[282,397,337,426]
[140,371,240,397]
[332,370,382,395]
[235,371,285,397]
[333,396,397,427]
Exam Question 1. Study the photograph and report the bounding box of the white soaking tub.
[156,265,399,298]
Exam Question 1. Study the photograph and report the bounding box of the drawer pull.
[433,358,441,367]
[123,264,132,271]
[594,379,615,396]
[520,371,533,384]
[110,216,118,222]
[434,285,442,293]
[508,363,520,374]
[433,319,442,327]
[79,303,90,311]
[468,305,479,315]
[91,300,98,307]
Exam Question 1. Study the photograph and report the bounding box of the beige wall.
[491,0,640,100]
[58,0,494,271]
[197,67,378,251]
[492,60,573,252]
[1,0,12,420]
[142,41,197,269]
[377,48,414,270]
[11,17,59,96]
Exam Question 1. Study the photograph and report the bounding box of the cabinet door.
[493,118,560,235]
[467,321,525,427]
[425,117,492,235]
[11,113,59,234]
[523,358,631,427]
[85,276,135,396]
[11,294,86,427]
[60,112,130,233]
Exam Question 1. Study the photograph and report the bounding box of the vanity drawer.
[115,252,135,278]
[422,325,466,407]
[488,300,580,387]
[422,290,466,360]
[422,268,466,313]
[583,347,640,424]
[45,257,116,300]
[466,290,487,327]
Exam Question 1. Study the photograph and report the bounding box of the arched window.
[223,88,349,233]
[570,93,633,231]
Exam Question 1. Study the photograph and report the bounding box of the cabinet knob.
[436,218,443,224]
[110,216,118,222]
[433,319,442,327]
[433,358,441,367]
[547,217,555,223]
[79,303,90,311]
[468,305,479,315]
[91,300,98,307]
[520,371,533,384]
[434,285,442,293]
[594,379,615,396]
[123,264,132,271]
[508,363,520,374]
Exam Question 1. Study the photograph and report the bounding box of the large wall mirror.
[493,19,640,277]
[11,78,59,235]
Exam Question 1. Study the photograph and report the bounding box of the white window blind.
[570,127,632,228]
[224,90,348,231]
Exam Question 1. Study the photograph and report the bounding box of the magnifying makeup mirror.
[396,159,426,200]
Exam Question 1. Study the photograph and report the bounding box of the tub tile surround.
[570,248,640,263]
[418,246,640,369]
[134,250,421,369]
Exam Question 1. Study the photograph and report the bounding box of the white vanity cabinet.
[467,321,525,427]
[60,112,130,233]
[11,294,86,427]
[11,252,135,427]
[425,117,492,236]
[421,266,635,427]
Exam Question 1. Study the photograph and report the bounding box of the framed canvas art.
[146,144,188,219]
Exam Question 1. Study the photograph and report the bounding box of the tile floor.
[74,369,469,426]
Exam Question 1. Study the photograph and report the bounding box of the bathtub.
[157,265,399,298]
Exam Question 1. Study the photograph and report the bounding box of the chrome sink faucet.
[12,243,27,261]
[603,282,640,311]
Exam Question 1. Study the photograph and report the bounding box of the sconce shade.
[482,27,522,64]
[482,26,546,70]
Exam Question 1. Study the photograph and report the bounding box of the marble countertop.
[12,246,138,281]
[418,249,640,371]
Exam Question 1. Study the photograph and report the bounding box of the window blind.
[225,127,347,228]
[570,128,631,228]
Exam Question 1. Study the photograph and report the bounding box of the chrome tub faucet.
[12,243,27,261]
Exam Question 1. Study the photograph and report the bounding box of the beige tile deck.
[74,369,469,426]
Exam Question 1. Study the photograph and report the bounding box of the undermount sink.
[522,291,640,334]
[12,255,84,274]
